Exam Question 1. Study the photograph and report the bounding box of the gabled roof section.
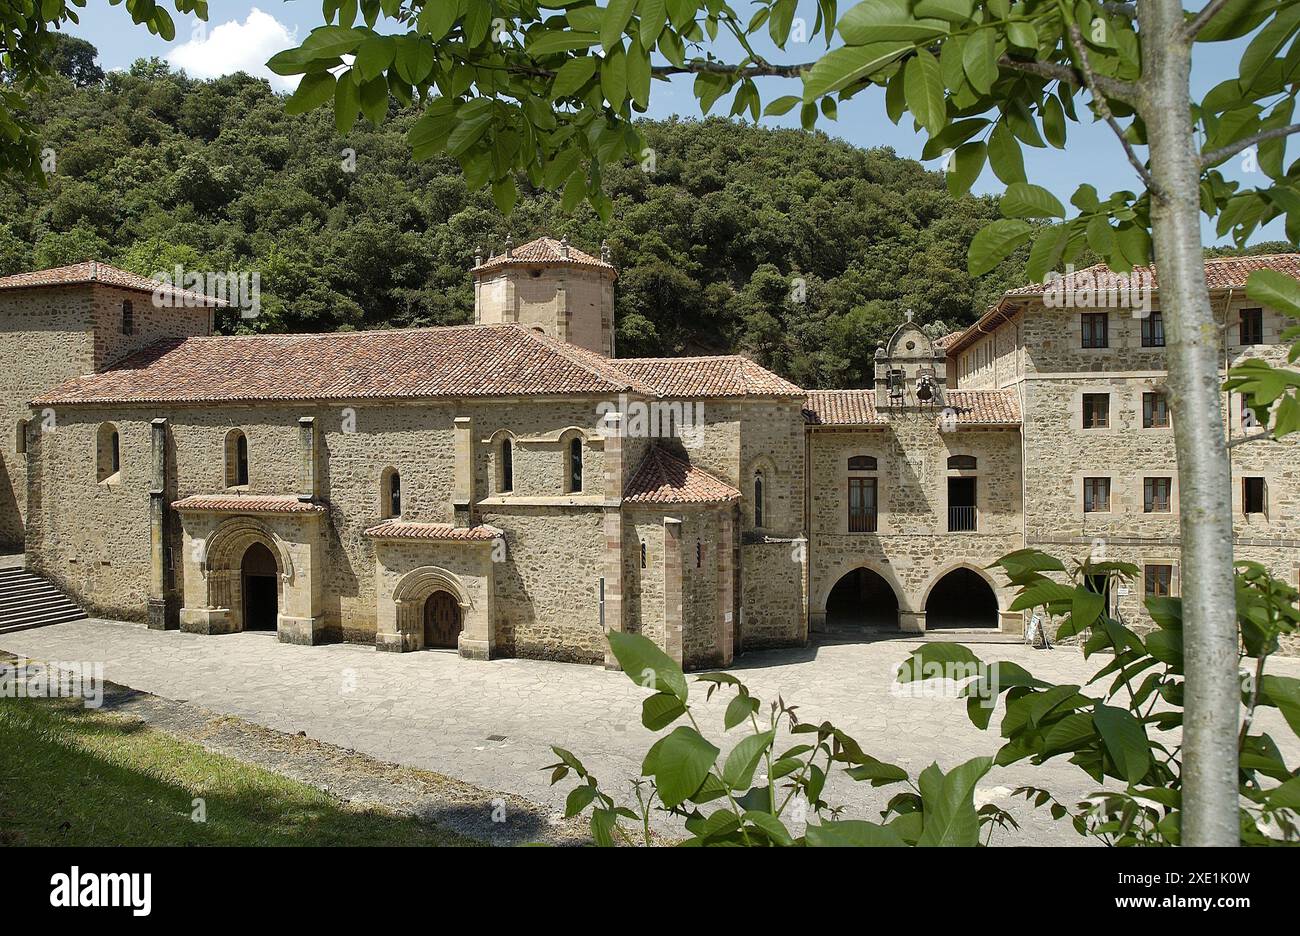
[623,447,741,505]
[615,355,805,399]
[802,389,1019,427]
[33,324,641,406]
[472,236,615,277]
[0,260,226,306]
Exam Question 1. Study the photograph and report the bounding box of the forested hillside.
[0,44,1234,388]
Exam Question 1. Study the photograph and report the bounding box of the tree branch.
[1184,0,1234,41]
[1100,1,1137,16]
[1200,122,1300,168]
[1065,23,1161,197]
[650,61,812,78]
[997,54,1140,103]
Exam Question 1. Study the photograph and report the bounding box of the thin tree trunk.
[1139,0,1239,846]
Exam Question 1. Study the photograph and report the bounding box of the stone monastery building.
[1,239,1298,669]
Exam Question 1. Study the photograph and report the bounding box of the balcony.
[948,505,977,532]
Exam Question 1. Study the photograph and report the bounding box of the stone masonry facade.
[2,245,1298,669]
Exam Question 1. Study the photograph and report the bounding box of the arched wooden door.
[240,541,279,631]
[423,591,463,649]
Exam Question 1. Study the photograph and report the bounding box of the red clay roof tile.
[171,495,325,514]
[0,260,226,306]
[623,447,741,504]
[472,236,614,276]
[803,389,1019,426]
[363,520,502,541]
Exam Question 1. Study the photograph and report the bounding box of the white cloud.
[167,8,299,91]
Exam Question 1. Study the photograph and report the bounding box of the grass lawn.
[0,695,476,846]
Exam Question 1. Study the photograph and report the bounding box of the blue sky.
[66,1,1293,246]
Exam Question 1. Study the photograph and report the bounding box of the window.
[1140,310,1164,347]
[1081,312,1109,348]
[567,436,583,493]
[382,468,401,519]
[15,419,27,455]
[640,540,647,569]
[499,438,513,493]
[848,477,878,532]
[121,299,134,336]
[696,540,702,569]
[946,455,977,471]
[1239,308,1263,346]
[1145,564,1173,598]
[1142,392,1169,428]
[753,473,765,527]
[947,477,976,531]
[1082,393,1110,429]
[1144,477,1172,513]
[225,429,249,488]
[847,455,877,471]
[1242,477,1267,515]
[1083,477,1111,513]
[96,423,120,483]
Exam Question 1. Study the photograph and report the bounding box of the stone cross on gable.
[905,308,914,322]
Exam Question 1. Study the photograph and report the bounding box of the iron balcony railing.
[948,506,977,532]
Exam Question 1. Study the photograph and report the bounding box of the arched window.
[753,472,765,527]
[96,423,120,483]
[381,467,401,519]
[15,419,28,456]
[947,455,977,471]
[567,436,583,493]
[225,429,249,488]
[121,299,134,335]
[640,540,647,569]
[848,455,877,471]
[500,437,514,493]
[696,540,702,569]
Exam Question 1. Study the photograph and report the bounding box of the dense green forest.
[1,40,1285,388]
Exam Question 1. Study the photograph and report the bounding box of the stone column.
[716,507,734,665]
[147,417,171,629]
[297,416,317,502]
[899,610,926,633]
[453,416,474,527]
[663,516,683,667]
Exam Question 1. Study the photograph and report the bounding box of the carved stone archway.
[392,565,472,650]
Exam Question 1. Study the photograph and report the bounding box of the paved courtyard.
[4,619,1297,844]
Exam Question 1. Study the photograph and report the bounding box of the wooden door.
[423,591,462,649]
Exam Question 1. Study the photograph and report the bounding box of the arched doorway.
[240,542,279,631]
[925,568,998,629]
[423,590,463,649]
[825,567,900,632]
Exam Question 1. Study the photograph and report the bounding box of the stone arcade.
[2,242,1298,668]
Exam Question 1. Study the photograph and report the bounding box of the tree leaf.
[640,0,668,48]
[916,756,992,846]
[946,140,985,196]
[1001,182,1066,218]
[601,0,638,51]
[801,41,910,100]
[285,71,337,114]
[607,631,688,703]
[987,121,1026,183]
[1093,704,1151,784]
[962,27,998,94]
[968,219,1033,275]
[838,0,949,43]
[904,48,946,135]
[722,729,775,790]
[641,726,720,807]
[551,55,598,99]
[1246,268,1300,317]
[642,691,687,730]
[601,44,628,110]
[417,0,461,42]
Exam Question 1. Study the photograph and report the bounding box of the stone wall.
[0,283,210,549]
[807,415,1024,631]
[474,267,614,357]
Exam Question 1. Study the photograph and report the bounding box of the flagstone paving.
[4,619,1297,845]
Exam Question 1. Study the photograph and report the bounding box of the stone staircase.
[0,565,87,634]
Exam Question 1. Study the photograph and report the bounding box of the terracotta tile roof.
[802,389,1019,426]
[473,236,615,276]
[1004,253,1300,296]
[363,520,502,541]
[946,253,1300,356]
[623,447,741,505]
[941,389,1021,425]
[615,356,805,398]
[0,260,226,306]
[33,324,643,405]
[802,390,883,425]
[934,330,964,350]
[171,495,325,514]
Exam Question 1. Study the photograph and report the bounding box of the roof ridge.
[519,326,642,392]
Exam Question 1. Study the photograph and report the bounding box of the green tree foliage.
[7,61,1029,379]
[48,34,104,87]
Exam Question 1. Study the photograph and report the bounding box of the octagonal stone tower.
[471,235,617,357]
